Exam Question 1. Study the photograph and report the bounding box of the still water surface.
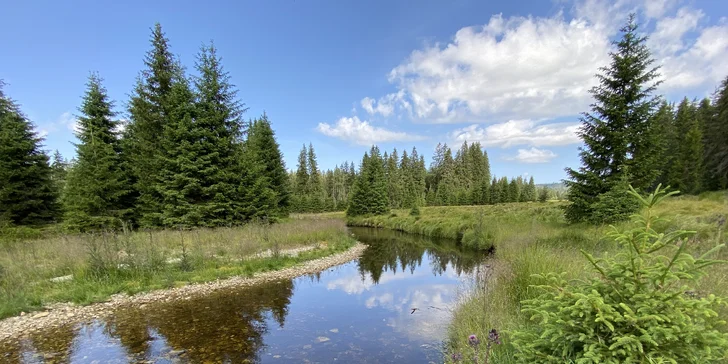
[1,228,486,363]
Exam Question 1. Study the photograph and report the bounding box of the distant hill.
[536,182,566,191]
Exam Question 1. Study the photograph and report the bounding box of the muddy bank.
[0,243,367,343]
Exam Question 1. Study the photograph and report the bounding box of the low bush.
[511,186,728,363]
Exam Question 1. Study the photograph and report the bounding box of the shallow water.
[1,227,486,363]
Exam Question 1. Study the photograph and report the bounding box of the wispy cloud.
[317,116,426,146]
[508,147,558,163]
[448,120,580,148]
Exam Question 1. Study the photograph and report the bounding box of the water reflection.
[0,227,485,363]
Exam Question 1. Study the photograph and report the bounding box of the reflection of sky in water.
[256,248,475,363]
[0,228,481,364]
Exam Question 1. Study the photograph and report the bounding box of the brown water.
[0,227,486,363]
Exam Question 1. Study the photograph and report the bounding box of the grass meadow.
[0,218,355,319]
[348,192,728,363]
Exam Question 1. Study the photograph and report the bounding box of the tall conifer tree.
[247,114,290,217]
[124,23,178,226]
[706,77,728,189]
[0,82,58,225]
[63,74,130,230]
[565,15,661,223]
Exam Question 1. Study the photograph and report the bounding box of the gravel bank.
[0,242,367,343]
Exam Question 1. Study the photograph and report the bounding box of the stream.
[0,227,487,363]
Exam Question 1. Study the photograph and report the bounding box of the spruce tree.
[50,150,69,198]
[306,143,324,212]
[489,177,499,204]
[706,76,728,189]
[697,98,720,191]
[508,178,520,203]
[565,15,661,223]
[413,150,427,208]
[347,146,389,216]
[124,23,178,226]
[653,101,676,188]
[192,42,247,223]
[386,148,402,208]
[497,177,509,203]
[294,144,309,207]
[666,98,702,194]
[522,176,537,202]
[237,136,277,221]
[63,74,131,230]
[436,148,457,206]
[155,70,205,227]
[538,186,549,203]
[247,114,290,217]
[0,82,59,225]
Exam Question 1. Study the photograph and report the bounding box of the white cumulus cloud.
[317,116,426,146]
[357,0,728,125]
[509,147,559,163]
[448,119,581,148]
[382,12,610,123]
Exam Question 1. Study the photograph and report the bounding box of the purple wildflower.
[468,334,480,347]
[488,329,501,345]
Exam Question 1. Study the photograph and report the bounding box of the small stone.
[32,312,49,319]
[169,349,186,356]
[20,312,26,316]
[329,328,339,333]
[316,336,330,343]
[50,274,73,283]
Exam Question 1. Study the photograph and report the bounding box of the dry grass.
[0,218,355,319]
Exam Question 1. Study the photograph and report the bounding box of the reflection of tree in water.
[106,279,295,362]
[0,323,79,363]
[352,227,484,284]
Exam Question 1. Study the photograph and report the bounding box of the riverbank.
[346,202,566,251]
[0,241,367,342]
[349,193,727,363]
[0,218,354,320]
[448,192,728,363]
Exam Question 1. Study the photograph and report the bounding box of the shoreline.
[0,242,367,343]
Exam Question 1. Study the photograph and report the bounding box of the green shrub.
[512,186,728,363]
[538,187,549,203]
[461,228,494,251]
[588,177,640,224]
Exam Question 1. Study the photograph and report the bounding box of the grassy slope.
[351,192,728,363]
[0,218,355,319]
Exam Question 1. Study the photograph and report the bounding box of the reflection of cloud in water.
[365,292,393,308]
[326,258,471,342]
[326,268,426,294]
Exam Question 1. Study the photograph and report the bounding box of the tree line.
[290,141,544,216]
[565,14,728,224]
[0,24,289,230]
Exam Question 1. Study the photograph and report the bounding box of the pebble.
[316,336,330,343]
[0,243,366,344]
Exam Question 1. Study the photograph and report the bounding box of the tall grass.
[0,218,355,319]
[347,202,567,251]
[357,193,727,363]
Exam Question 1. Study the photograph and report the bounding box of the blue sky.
[1,0,726,183]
